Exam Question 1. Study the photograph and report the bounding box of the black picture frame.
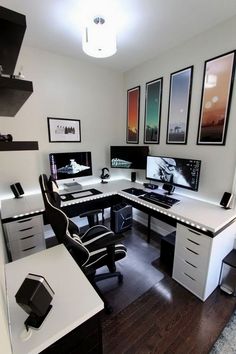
[47,117,81,143]
[126,86,140,144]
[166,66,193,144]
[197,50,236,145]
[143,77,163,144]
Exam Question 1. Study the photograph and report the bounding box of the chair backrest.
[39,174,89,266]
[39,174,68,244]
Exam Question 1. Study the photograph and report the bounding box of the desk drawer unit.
[3,215,46,261]
[173,224,212,300]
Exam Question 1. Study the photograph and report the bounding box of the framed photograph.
[197,51,236,145]
[126,86,140,144]
[47,117,81,143]
[144,78,163,144]
[166,66,193,144]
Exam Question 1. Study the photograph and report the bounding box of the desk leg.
[147,214,151,243]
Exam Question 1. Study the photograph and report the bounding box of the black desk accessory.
[15,273,54,330]
[220,192,235,209]
[10,182,24,198]
[122,188,145,196]
[131,172,136,182]
[162,183,175,195]
[100,167,110,184]
[143,183,158,190]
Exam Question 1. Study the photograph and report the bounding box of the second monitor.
[146,155,201,192]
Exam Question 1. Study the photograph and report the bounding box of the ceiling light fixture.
[82,16,117,58]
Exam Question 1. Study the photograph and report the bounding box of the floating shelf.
[0,141,39,151]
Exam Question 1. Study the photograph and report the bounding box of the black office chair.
[39,174,127,313]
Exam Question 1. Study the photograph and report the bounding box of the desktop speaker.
[10,182,24,198]
[162,183,175,195]
[15,273,54,329]
[220,192,234,209]
[131,172,136,182]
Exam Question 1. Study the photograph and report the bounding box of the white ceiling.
[2,0,236,72]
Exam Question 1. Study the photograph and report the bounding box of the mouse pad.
[60,188,102,201]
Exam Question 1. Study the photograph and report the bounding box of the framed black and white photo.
[47,117,81,142]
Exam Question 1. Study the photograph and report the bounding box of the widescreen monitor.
[49,151,92,182]
[110,146,149,169]
[146,155,201,191]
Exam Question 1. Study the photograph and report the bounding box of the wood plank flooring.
[101,223,236,354]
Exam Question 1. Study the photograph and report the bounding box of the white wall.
[0,223,12,354]
[0,46,125,199]
[124,16,236,203]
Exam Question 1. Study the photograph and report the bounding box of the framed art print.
[126,86,140,144]
[197,51,236,145]
[48,117,81,142]
[166,66,193,144]
[144,78,163,144]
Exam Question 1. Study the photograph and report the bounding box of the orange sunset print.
[127,87,140,143]
[198,52,235,144]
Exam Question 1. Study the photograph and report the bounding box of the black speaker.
[220,192,234,209]
[131,172,136,182]
[15,273,54,329]
[162,183,175,195]
[10,182,24,198]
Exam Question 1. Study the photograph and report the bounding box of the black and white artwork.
[47,117,81,142]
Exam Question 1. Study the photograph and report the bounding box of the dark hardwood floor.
[101,222,236,354]
[46,220,236,354]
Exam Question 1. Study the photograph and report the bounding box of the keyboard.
[139,192,180,209]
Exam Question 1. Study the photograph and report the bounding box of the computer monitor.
[49,151,92,183]
[146,155,201,191]
[110,146,149,169]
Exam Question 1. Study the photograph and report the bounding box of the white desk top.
[1,179,236,234]
[60,179,236,234]
[5,245,104,354]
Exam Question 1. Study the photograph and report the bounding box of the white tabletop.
[61,179,236,234]
[1,179,236,234]
[5,245,104,354]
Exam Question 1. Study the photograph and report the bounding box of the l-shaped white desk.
[2,179,236,303]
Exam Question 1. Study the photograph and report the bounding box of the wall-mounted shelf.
[0,141,38,151]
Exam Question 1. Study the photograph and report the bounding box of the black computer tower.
[110,203,132,233]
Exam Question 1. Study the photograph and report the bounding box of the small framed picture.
[144,78,163,144]
[166,66,193,144]
[197,51,236,145]
[47,117,81,143]
[126,86,140,144]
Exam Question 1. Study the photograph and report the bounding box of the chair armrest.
[79,209,103,218]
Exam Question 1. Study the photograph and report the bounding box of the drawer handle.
[186,247,199,255]
[22,246,36,252]
[20,235,35,240]
[184,272,196,281]
[18,218,32,223]
[19,227,33,232]
[185,260,197,268]
[187,238,200,246]
[188,228,201,236]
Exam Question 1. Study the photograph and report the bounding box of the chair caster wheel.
[105,305,113,314]
[118,274,123,284]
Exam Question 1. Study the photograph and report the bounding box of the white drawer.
[173,256,205,299]
[5,215,43,235]
[174,241,209,270]
[9,233,45,251]
[176,224,211,256]
[11,243,46,261]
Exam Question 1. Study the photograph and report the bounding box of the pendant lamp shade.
[82,17,117,58]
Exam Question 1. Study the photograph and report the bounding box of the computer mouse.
[60,195,66,200]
